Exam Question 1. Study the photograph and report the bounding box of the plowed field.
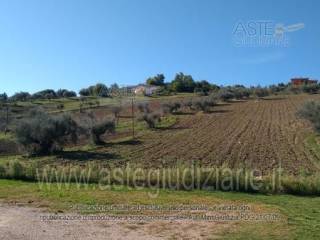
[127,95,320,174]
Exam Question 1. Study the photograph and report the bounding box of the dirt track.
[129,95,320,174]
[0,204,229,240]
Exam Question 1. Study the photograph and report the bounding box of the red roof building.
[291,78,318,86]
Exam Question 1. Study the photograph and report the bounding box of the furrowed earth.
[100,94,320,174]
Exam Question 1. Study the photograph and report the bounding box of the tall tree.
[146,74,165,86]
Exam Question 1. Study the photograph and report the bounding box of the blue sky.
[0,0,319,95]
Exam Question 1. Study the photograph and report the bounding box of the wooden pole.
[131,98,135,139]
[5,103,8,135]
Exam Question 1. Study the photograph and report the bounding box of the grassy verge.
[305,134,320,169]
[0,179,319,239]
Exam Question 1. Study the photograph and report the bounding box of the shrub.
[253,87,269,98]
[79,83,110,97]
[297,101,320,132]
[192,97,216,112]
[111,106,122,124]
[146,74,165,86]
[141,112,161,128]
[0,93,8,102]
[137,103,151,113]
[137,102,162,128]
[8,160,25,179]
[183,98,193,110]
[0,163,6,178]
[15,110,79,155]
[231,87,251,99]
[213,89,235,102]
[10,92,31,101]
[56,89,77,98]
[91,120,115,145]
[32,89,57,100]
[57,103,65,110]
[302,84,320,94]
[162,101,181,114]
[170,72,196,93]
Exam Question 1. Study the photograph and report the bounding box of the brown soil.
[125,95,320,174]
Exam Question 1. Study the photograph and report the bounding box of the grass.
[0,179,319,239]
[0,132,14,141]
[305,134,320,169]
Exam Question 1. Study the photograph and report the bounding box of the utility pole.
[4,103,9,135]
[131,97,135,139]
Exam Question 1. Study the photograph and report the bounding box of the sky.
[0,0,319,96]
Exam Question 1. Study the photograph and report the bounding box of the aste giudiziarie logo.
[233,20,304,47]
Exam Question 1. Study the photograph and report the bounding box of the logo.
[233,21,304,47]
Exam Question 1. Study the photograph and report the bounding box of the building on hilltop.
[134,85,160,96]
[291,77,318,86]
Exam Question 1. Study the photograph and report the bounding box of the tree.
[32,89,57,100]
[79,83,110,97]
[230,87,250,99]
[302,84,320,94]
[146,74,165,86]
[170,73,196,92]
[162,101,181,114]
[56,89,77,98]
[0,93,8,102]
[15,110,78,155]
[213,89,235,101]
[79,88,90,96]
[141,112,161,128]
[192,97,216,112]
[194,80,214,95]
[111,106,122,124]
[95,83,109,97]
[137,103,162,128]
[10,92,31,102]
[91,120,115,145]
[253,87,269,98]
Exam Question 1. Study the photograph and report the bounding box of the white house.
[134,85,160,96]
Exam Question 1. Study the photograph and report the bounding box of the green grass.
[0,179,319,239]
[305,134,320,169]
[0,132,14,141]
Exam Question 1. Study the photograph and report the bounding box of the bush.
[0,163,6,178]
[8,160,25,179]
[302,84,320,94]
[137,102,151,113]
[137,102,162,128]
[141,112,161,128]
[162,101,181,114]
[15,110,79,155]
[183,98,193,110]
[111,106,122,124]
[57,103,65,110]
[170,72,196,93]
[297,101,320,132]
[56,89,77,98]
[10,92,31,101]
[192,97,216,112]
[32,89,57,100]
[213,89,235,102]
[253,87,269,98]
[79,83,110,97]
[0,93,8,102]
[231,87,251,99]
[91,120,115,144]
